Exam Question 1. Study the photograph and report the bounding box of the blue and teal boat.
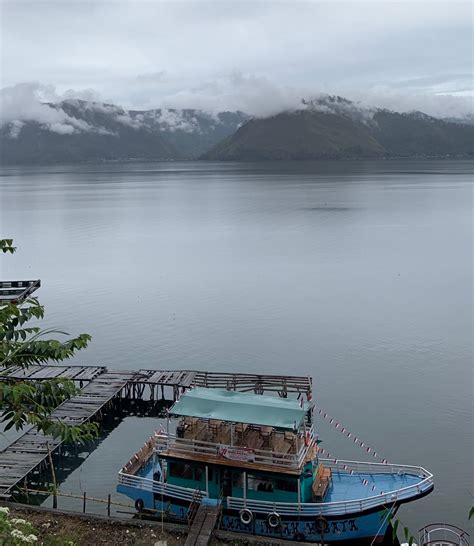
[117,386,433,543]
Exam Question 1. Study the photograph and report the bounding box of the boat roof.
[169,387,306,429]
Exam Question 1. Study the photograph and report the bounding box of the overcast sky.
[0,0,472,116]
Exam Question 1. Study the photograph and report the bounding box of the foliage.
[0,239,97,442]
[0,507,38,545]
[391,518,416,546]
[0,240,15,254]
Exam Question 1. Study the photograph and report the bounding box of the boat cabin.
[155,387,318,502]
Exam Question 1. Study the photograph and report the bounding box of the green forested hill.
[202,108,474,161]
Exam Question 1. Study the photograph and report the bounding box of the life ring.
[267,511,281,528]
[135,498,145,512]
[239,508,253,525]
[304,431,311,446]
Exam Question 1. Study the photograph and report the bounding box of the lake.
[0,160,472,533]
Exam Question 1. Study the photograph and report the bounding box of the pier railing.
[118,470,207,503]
[153,431,311,471]
[226,459,434,517]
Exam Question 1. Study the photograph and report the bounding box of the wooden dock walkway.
[0,279,40,305]
[1,365,105,387]
[0,370,135,498]
[185,502,221,546]
[3,365,312,400]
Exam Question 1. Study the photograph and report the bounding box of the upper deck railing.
[153,430,313,471]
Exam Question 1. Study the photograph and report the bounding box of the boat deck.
[325,471,422,502]
[181,418,303,455]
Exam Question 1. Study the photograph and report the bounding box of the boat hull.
[219,508,391,543]
[118,483,393,543]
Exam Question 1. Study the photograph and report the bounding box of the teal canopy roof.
[170,387,306,429]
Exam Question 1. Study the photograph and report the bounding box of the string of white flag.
[316,444,386,495]
[314,405,389,464]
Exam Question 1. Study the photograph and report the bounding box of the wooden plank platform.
[192,371,312,395]
[185,502,221,546]
[2,365,311,395]
[0,280,41,305]
[0,370,136,498]
[136,369,197,388]
[1,365,105,383]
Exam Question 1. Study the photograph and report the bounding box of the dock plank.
[185,503,221,546]
[0,370,135,498]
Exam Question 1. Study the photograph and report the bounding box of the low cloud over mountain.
[0,83,472,165]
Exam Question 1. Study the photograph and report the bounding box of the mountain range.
[1,96,473,164]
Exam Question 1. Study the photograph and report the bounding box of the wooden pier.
[0,279,41,305]
[1,364,105,387]
[185,502,222,546]
[0,370,135,498]
[0,364,312,500]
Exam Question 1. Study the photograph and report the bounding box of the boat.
[116,384,434,543]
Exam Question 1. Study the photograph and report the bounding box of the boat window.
[232,471,244,488]
[169,462,193,480]
[194,465,204,482]
[275,478,297,492]
[247,474,274,493]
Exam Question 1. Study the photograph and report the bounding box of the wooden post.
[205,466,209,495]
[107,493,111,517]
[83,491,87,513]
[230,423,234,446]
[23,478,29,504]
[46,442,57,509]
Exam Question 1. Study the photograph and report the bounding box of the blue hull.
[219,510,390,543]
[117,483,391,543]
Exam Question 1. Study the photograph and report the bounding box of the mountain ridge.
[1,96,473,164]
[202,103,474,161]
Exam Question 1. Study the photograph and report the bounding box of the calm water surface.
[0,160,472,532]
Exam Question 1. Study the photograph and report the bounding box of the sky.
[0,0,473,118]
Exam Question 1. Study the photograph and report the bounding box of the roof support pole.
[297,477,301,511]
[205,465,209,495]
[243,471,247,507]
[230,422,234,446]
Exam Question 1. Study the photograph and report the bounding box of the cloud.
[0,83,138,136]
[145,109,201,132]
[143,73,474,120]
[1,76,472,141]
[0,82,98,134]
[157,73,304,117]
[136,71,167,84]
[346,86,474,119]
